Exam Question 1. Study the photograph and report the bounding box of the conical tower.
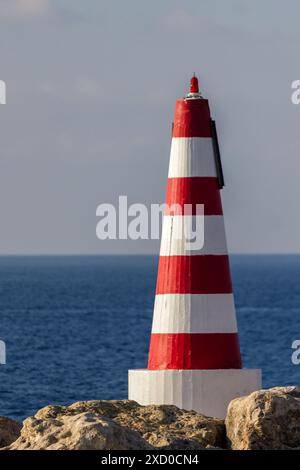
[128,76,261,418]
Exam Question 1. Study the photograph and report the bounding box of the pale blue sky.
[0,0,299,254]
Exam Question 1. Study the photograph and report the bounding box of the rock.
[7,400,225,450]
[4,387,300,450]
[8,412,151,450]
[226,386,300,450]
[0,417,22,448]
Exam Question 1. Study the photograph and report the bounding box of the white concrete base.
[128,369,261,419]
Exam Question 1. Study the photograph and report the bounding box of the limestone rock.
[8,400,225,450]
[8,412,152,450]
[0,417,22,448]
[226,386,300,450]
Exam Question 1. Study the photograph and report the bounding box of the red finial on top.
[190,74,199,94]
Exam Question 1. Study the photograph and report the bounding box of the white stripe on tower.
[160,215,228,256]
[168,137,216,178]
[151,293,237,333]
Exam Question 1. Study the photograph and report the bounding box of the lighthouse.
[128,76,261,419]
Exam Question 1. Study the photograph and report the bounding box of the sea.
[0,255,299,421]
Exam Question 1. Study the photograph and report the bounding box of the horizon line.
[0,253,299,257]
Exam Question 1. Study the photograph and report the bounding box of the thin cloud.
[0,0,49,19]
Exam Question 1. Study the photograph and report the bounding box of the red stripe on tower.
[165,177,223,215]
[148,333,242,369]
[156,255,232,294]
[173,98,212,137]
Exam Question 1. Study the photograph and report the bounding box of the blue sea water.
[0,255,299,421]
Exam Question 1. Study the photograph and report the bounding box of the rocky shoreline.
[0,387,299,450]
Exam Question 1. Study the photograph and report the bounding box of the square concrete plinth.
[128,369,261,419]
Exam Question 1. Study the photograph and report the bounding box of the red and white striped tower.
[128,76,261,418]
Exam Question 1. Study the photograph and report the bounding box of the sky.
[0,0,300,254]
